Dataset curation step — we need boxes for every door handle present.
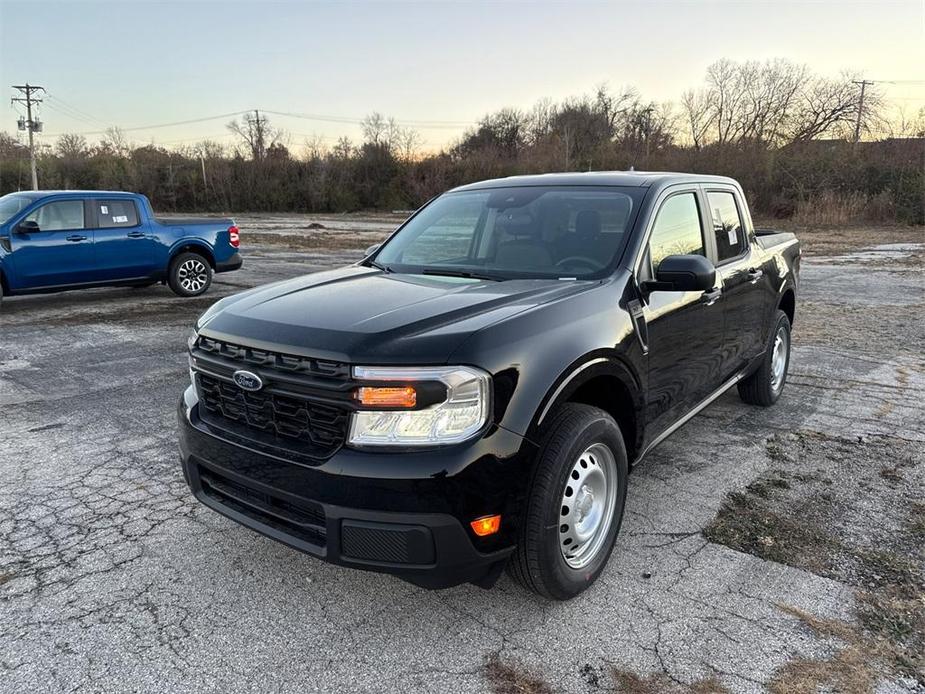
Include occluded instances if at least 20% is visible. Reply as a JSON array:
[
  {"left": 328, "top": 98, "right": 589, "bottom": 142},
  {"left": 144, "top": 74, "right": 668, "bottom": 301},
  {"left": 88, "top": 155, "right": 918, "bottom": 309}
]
[
  {"left": 127, "top": 231, "right": 146, "bottom": 238},
  {"left": 747, "top": 268, "right": 764, "bottom": 284},
  {"left": 66, "top": 234, "right": 87, "bottom": 242},
  {"left": 700, "top": 288, "right": 722, "bottom": 306}
]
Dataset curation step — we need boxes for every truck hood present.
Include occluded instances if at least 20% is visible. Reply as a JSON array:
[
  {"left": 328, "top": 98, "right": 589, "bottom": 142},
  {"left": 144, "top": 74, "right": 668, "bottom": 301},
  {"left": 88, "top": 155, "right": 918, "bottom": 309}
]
[{"left": 199, "top": 266, "right": 596, "bottom": 364}]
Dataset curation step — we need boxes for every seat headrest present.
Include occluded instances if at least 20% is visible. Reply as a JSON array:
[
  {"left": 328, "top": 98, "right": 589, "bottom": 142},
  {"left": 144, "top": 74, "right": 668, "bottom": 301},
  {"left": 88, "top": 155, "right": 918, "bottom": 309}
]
[{"left": 575, "top": 210, "right": 602, "bottom": 236}]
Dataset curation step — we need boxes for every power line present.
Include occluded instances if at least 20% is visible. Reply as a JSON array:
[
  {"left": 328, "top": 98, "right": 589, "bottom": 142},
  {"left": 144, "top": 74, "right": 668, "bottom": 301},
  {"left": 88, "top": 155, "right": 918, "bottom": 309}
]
[
  {"left": 262, "top": 109, "right": 474, "bottom": 130},
  {"left": 44, "top": 110, "right": 252, "bottom": 136},
  {"left": 11, "top": 83, "right": 45, "bottom": 190},
  {"left": 43, "top": 94, "right": 108, "bottom": 126}
]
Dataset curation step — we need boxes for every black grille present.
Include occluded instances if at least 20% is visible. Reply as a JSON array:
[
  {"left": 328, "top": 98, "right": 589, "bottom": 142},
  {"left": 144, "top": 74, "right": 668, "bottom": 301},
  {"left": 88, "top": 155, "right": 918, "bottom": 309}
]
[
  {"left": 196, "top": 336, "right": 349, "bottom": 380},
  {"left": 198, "top": 466, "right": 326, "bottom": 548},
  {"left": 197, "top": 373, "right": 349, "bottom": 457}
]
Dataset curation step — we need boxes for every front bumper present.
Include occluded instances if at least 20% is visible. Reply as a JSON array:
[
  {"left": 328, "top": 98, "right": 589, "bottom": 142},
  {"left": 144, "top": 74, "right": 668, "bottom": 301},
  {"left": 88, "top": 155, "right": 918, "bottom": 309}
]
[{"left": 177, "top": 386, "right": 534, "bottom": 588}]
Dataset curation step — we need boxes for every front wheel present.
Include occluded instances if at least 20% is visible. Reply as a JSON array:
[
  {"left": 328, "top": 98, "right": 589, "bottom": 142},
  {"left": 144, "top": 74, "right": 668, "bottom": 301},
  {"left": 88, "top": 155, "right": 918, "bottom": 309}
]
[
  {"left": 508, "top": 403, "right": 628, "bottom": 600},
  {"left": 738, "top": 309, "right": 791, "bottom": 406},
  {"left": 168, "top": 252, "right": 213, "bottom": 297}
]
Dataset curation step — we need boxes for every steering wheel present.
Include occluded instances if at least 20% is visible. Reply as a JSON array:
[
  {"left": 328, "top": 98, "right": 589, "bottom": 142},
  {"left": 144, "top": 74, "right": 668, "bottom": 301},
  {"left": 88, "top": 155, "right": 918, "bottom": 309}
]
[{"left": 556, "top": 256, "right": 600, "bottom": 273}]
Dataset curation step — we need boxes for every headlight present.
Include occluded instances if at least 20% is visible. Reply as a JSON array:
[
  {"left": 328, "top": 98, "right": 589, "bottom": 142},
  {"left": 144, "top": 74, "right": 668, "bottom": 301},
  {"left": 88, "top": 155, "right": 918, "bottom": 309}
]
[
  {"left": 187, "top": 328, "right": 199, "bottom": 388},
  {"left": 348, "top": 366, "right": 490, "bottom": 446}
]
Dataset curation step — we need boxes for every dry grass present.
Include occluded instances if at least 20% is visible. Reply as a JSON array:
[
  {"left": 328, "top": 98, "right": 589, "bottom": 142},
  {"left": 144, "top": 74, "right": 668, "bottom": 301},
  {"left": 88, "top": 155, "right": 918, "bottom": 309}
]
[
  {"left": 769, "top": 607, "right": 878, "bottom": 694},
  {"left": 484, "top": 655, "right": 555, "bottom": 694},
  {"left": 791, "top": 191, "right": 896, "bottom": 227},
  {"left": 704, "top": 433, "right": 925, "bottom": 687},
  {"left": 611, "top": 669, "right": 729, "bottom": 693},
  {"left": 251, "top": 230, "right": 390, "bottom": 252}
]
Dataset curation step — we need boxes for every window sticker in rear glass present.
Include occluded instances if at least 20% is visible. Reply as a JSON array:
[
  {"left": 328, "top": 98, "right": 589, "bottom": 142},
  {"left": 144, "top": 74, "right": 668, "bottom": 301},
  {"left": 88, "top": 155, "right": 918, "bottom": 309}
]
[
  {"left": 100, "top": 205, "right": 108, "bottom": 214},
  {"left": 113, "top": 215, "right": 128, "bottom": 224}
]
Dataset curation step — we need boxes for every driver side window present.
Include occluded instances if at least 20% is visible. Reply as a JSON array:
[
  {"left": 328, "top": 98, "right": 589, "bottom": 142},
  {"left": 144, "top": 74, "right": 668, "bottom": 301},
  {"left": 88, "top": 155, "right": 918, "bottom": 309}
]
[
  {"left": 25, "top": 200, "right": 86, "bottom": 232},
  {"left": 647, "top": 193, "right": 704, "bottom": 274}
]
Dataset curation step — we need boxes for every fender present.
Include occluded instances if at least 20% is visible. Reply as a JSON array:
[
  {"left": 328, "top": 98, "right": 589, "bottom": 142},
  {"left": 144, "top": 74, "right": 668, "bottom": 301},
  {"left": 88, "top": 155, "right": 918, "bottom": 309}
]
[
  {"left": 168, "top": 238, "right": 215, "bottom": 266},
  {"left": 527, "top": 351, "right": 645, "bottom": 458}
]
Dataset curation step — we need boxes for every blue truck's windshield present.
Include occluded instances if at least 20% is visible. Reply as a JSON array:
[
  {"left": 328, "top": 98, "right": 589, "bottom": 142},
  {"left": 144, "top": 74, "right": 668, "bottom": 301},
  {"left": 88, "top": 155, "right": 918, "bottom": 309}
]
[
  {"left": 0, "top": 194, "right": 36, "bottom": 226},
  {"left": 373, "top": 186, "right": 642, "bottom": 280}
]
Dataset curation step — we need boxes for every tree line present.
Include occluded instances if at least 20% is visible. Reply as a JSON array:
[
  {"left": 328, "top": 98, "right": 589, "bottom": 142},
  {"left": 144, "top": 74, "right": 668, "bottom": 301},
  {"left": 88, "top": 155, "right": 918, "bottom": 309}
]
[{"left": 1, "top": 58, "right": 923, "bottom": 224}]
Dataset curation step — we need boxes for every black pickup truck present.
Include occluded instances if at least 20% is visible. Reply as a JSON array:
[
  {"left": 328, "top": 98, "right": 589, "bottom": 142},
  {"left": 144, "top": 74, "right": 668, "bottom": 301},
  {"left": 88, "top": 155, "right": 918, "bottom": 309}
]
[{"left": 178, "top": 172, "right": 799, "bottom": 600}]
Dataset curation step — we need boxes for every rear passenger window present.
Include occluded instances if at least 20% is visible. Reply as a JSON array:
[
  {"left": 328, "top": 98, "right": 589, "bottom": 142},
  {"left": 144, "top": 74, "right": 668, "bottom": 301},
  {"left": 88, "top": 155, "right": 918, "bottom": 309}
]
[
  {"left": 648, "top": 193, "right": 704, "bottom": 273},
  {"left": 25, "top": 200, "right": 85, "bottom": 231},
  {"left": 708, "top": 191, "right": 746, "bottom": 262},
  {"left": 96, "top": 200, "right": 139, "bottom": 228}
]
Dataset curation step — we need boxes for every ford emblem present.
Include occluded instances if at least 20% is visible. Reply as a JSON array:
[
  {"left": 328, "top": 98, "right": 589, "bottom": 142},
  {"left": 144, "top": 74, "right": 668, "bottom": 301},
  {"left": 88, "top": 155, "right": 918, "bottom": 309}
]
[{"left": 232, "top": 370, "right": 263, "bottom": 391}]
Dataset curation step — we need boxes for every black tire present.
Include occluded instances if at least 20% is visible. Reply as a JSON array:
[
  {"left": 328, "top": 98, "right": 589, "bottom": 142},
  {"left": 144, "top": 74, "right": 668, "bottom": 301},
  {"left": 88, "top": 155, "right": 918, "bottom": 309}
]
[
  {"left": 168, "top": 252, "right": 213, "bottom": 297},
  {"left": 508, "top": 403, "right": 628, "bottom": 600},
  {"left": 738, "top": 309, "right": 791, "bottom": 406}
]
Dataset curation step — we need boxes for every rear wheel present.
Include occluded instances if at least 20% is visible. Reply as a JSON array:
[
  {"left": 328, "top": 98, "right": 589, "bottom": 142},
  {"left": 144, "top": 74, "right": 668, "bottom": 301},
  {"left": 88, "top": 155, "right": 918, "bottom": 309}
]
[
  {"left": 508, "top": 403, "right": 628, "bottom": 600},
  {"left": 738, "top": 309, "right": 791, "bottom": 406},
  {"left": 168, "top": 252, "right": 213, "bottom": 297}
]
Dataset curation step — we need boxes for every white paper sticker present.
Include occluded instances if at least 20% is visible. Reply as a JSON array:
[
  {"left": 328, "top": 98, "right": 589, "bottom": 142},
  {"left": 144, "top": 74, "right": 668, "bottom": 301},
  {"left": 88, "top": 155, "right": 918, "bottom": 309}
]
[
  {"left": 113, "top": 215, "right": 128, "bottom": 223},
  {"left": 727, "top": 228, "right": 738, "bottom": 245},
  {"left": 100, "top": 205, "right": 108, "bottom": 214}
]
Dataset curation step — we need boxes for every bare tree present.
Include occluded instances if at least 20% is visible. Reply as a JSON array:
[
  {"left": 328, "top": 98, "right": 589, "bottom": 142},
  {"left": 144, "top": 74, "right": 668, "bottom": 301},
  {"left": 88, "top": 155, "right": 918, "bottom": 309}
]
[
  {"left": 394, "top": 127, "right": 423, "bottom": 161},
  {"left": 787, "top": 73, "right": 883, "bottom": 142},
  {"left": 332, "top": 136, "right": 353, "bottom": 159},
  {"left": 55, "top": 133, "right": 88, "bottom": 158},
  {"left": 227, "top": 112, "right": 284, "bottom": 160},
  {"left": 681, "top": 89, "right": 714, "bottom": 149},
  {"left": 302, "top": 135, "right": 329, "bottom": 161},
  {"left": 99, "top": 127, "right": 131, "bottom": 156}
]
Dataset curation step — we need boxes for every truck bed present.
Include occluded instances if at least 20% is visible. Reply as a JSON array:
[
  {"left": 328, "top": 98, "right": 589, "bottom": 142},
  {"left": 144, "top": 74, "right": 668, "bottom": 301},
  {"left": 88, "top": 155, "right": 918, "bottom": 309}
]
[
  {"left": 755, "top": 228, "right": 797, "bottom": 251},
  {"left": 154, "top": 216, "right": 234, "bottom": 227}
]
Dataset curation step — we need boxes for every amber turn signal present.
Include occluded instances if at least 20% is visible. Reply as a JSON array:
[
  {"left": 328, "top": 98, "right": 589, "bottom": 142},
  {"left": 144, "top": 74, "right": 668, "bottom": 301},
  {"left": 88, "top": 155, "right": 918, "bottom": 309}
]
[
  {"left": 470, "top": 514, "right": 502, "bottom": 537},
  {"left": 356, "top": 385, "right": 417, "bottom": 408}
]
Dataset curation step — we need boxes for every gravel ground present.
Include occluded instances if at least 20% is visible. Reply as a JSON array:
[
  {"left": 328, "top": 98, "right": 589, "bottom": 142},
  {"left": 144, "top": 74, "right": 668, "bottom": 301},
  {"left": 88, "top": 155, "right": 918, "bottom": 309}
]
[{"left": 0, "top": 217, "right": 923, "bottom": 693}]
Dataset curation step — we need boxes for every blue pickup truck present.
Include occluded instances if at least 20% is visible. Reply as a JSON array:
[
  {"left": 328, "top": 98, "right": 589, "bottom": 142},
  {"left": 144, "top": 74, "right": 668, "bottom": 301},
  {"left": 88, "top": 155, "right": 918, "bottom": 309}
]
[{"left": 0, "top": 190, "right": 242, "bottom": 304}]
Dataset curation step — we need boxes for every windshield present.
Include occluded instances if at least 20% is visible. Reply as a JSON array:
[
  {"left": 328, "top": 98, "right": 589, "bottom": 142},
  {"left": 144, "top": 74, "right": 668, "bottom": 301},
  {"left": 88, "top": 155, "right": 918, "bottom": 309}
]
[
  {"left": 0, "top": 194, "right": 36, "bottom": 226},
  {"left": 373, "top": 186, "right": 641, "bottom": 280}
]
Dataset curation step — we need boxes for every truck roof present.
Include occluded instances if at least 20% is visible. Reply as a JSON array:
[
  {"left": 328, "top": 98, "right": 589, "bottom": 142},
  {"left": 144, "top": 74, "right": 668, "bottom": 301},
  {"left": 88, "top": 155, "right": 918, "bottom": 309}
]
[
  {"left": 4, "top": 190, "right": 141, "bottom": 199},
  {"left": 450, "top": 171, "right": 740, "bottom": 192}
]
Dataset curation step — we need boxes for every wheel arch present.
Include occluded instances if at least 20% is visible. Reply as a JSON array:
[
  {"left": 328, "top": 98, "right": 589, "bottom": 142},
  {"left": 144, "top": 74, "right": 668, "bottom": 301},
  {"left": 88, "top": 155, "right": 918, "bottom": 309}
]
[
  {"left": 529, "top": 354, "right": 644, "bottom": 464},
  {"left": 169, "top": 241, "right": 215, "bottom": 269},
  {"left": 778, "top": 286, "right": 795, "bottom": 326}
]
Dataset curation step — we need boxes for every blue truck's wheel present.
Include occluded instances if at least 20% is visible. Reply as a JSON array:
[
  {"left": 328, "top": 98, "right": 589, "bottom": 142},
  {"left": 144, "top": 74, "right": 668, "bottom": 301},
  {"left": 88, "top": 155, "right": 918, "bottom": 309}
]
[
  {"left": 508, "top": 403, "right": 628, "bottom": 600},
  {"left": 168, "top": 252, "right": 213, "bottom": 297}
]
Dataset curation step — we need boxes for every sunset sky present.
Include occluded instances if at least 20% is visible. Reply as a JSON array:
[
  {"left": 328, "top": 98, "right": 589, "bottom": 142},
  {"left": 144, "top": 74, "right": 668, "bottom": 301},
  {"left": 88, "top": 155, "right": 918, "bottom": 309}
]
[{"left": 1, "top": 0, "right": 923, "bottom": 152}]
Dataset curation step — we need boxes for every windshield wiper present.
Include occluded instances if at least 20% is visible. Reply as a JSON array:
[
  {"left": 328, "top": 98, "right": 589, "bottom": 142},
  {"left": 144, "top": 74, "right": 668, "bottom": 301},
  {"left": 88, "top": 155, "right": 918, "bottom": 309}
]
[
  {"left": 365, "top": 259, "right": 392, "bottom": 273},
  {"left": 420, "top": 268, "right": 504, "bottom": 282}
]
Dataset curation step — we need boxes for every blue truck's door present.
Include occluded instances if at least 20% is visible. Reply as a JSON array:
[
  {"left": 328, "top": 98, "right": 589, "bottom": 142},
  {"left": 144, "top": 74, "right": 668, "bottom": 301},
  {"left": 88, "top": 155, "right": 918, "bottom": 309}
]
[
  {"left": 89, "top": 198, "right": 160, "bottom": 280},
  {"left": 11, "top": 199, "right": 96, "bottom": 289}
]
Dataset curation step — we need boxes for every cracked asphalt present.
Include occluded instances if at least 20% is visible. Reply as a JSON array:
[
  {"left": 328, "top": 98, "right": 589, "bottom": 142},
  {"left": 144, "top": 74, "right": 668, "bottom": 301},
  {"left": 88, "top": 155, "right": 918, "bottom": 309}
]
[{"left": 1, "top": 219, "right": 923, "bottom": 693}]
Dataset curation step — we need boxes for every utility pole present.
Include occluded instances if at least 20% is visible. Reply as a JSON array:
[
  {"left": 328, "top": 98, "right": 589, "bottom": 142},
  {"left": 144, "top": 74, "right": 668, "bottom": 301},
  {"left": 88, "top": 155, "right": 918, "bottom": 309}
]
[
  {"left": 11, "top": 83, "right": 45, "bottom": 190},
  {"left": 852, "top": 80, "right": 873, "bottom": 144},
  {"left": 249, "top": 109, "right": 266, "bottom": 159}
]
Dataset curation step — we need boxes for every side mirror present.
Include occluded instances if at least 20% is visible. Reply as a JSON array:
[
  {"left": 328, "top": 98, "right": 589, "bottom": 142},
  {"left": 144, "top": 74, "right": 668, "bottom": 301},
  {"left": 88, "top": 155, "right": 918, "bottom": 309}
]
[
  {"left": 17, "top": 220, "right": 39, "bottom": 234},
  {"left": 364, "top": 243, "right": 380, "bottom": 257},
  {"left": 646, "top": 254, "right": 716, "bottom": 293}
]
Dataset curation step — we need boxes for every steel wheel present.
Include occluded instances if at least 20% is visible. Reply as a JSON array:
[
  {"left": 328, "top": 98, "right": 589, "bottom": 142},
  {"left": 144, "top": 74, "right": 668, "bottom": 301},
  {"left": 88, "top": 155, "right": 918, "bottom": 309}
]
[
  {"left": 178, "top": 259, "right": 208, "bottom": 293},
  {"left": 770, "top": 324, "right": 789, "bottom": 393},
  {"left": 558, "top": 442, "right": 619, "bottom": 569}
]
